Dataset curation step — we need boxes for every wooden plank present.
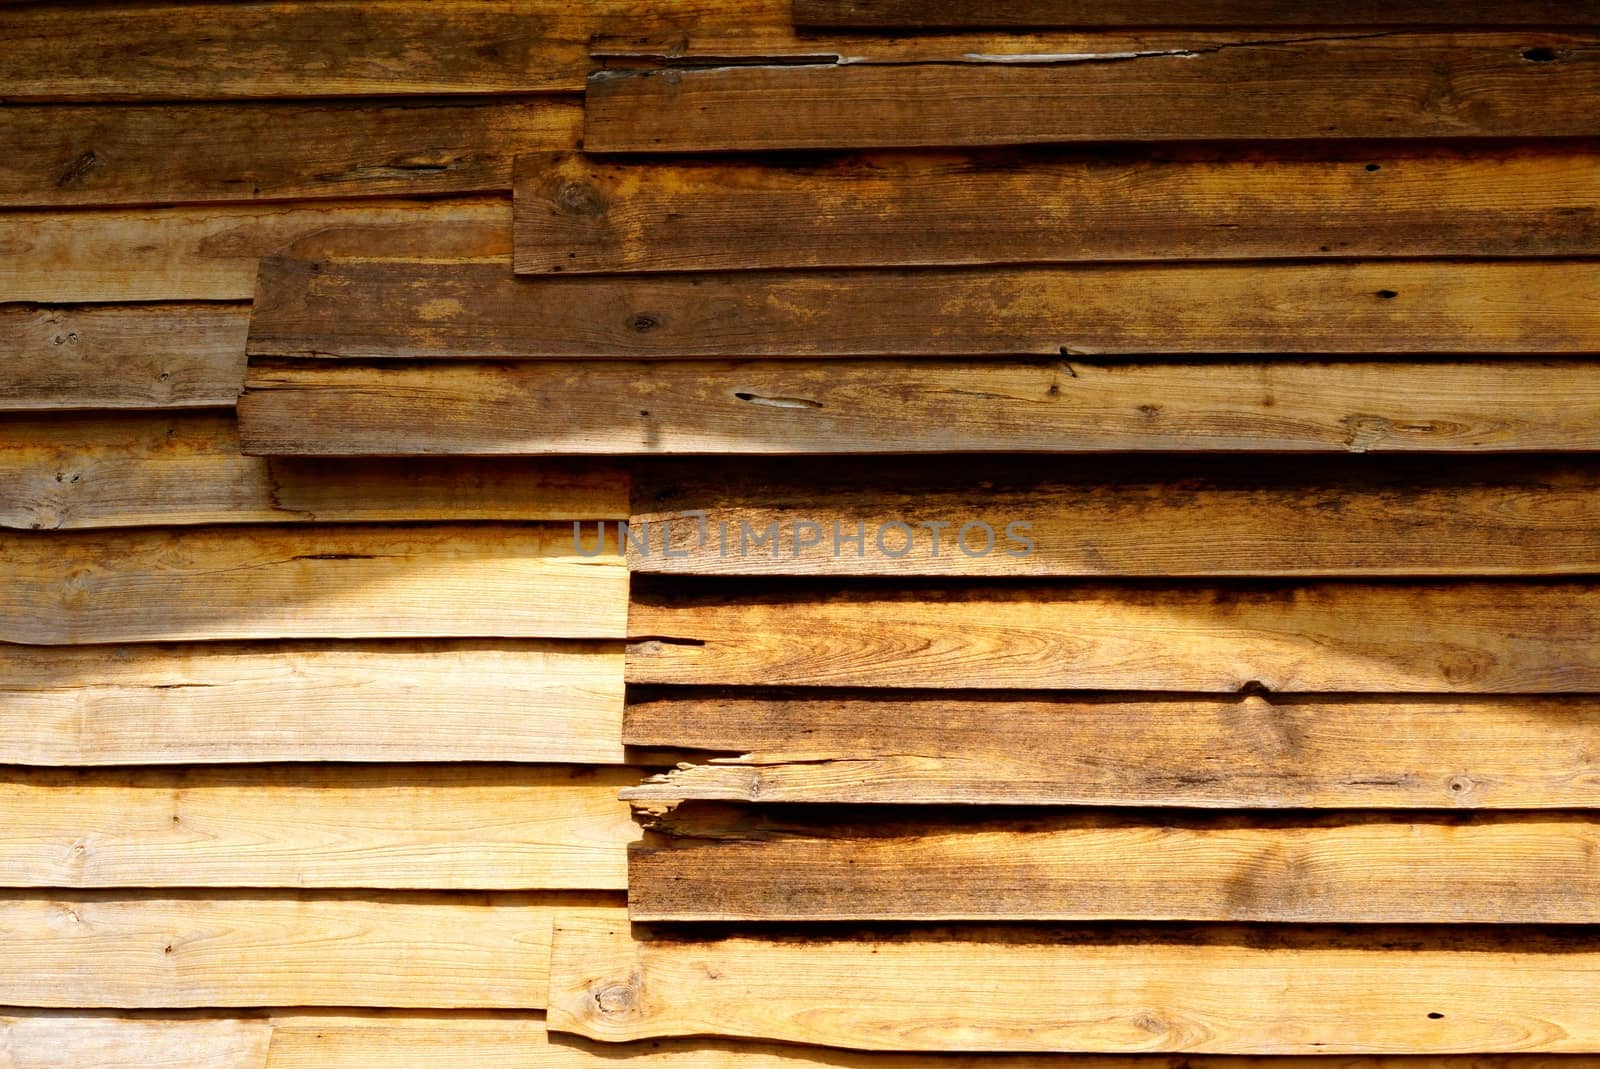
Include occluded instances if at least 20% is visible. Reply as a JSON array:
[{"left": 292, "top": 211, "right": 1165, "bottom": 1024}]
[
  {"left": 0, "top": 524, "right": 626, "bottom": 644},
  {"left": 0, "top": 892, "right": 621, "bottom": 1008},
  {"left": 584, "top": 34, "right": 1600, "bottom": 151},
  {"left": 0, "top": 303, "right": 247, "bottom": 412},
  {"left": 628, "top": 457, "right": 1600, "bottom": 577},
  {"left": 0, "top": 1012, "right": 272, "bottom": 1069},
  {"left": 0, "top": 101, "right": 580, "bottom": 208},
  {"left": 631, "top": 806, "right": 1600, "bottom": 923},
  {"left": 0, "top": 766, "right": 634, "bottom": 890},
  {"left": 0, "top": 640, "right": 625, "bottom": 766},
  {"left": 240, "top": 358, "right": 1600, "bottom": 456},
  {"left": 0, "top": 1, "right": 786, "bottom": 100},
  {"left": 549, "top": 916, "right": 1600, "bottom": 1052},
  {"left": 794, "top": 0, "right": 1600, "bottom": 28},
  {"left": 0, "top": 411, "right": 626, "bottom": 529},
  {"left": 623, "top": 691, "right": 1600, "bottom": 808},
  {"left": 245, "top": 258, "right": 1600, "bottom": 359},
  {"left": 626, "top": 581, "right": 1600, "bottom": 691},
  {"left": 10, "top": 1013, "right": 1544, "bottom": 1069},
  {"left": 0, "top": 199, "right": 508, "bottom": 303},
  {"left": 514, "top": 145, "right": 1600, "bottom": 273}
]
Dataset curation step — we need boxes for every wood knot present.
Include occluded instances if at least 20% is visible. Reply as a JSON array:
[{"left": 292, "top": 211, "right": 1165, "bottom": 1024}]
[
  {"left": 593, "top": 981, "right": 638, "bottom": 1017},
  {"left": 630, "top": 312, "right": 663, "bottom": 333},
  {"left": 556, "top": 180, "right": 605, "bottom": 217}
]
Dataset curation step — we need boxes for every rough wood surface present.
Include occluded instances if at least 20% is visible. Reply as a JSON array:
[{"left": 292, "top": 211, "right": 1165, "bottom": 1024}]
[
  {"left": 0, "top": 892, "right": 622, "bottom": 1008},
  {"left": 0, "top": 0, "right": 786, "bottom": 100},
  {"left": 631, "top": 806, "right": 1600, "bottom": 923},
  {"left": 793, "top": 0, "right": 1600, "bottom": 27},
  {"left": 585, "top": 34, "right": 1600, "bottom": 151},
  {"left": 626, "top": 581, "right": 1600, "bottom": 691},
  {"left": 0, "top": 304, "right": 248, "bottom": 412},
  {"left": 0, "top": 101, "right": 580, "bottom": 207},
  {"left": 0, "top": 766, "right": 634, "bottom": 890},
  {"left": 2, "top": 199, "right": 509, "bottom": 303},
  {"left": 548, "top": 916, "right": 1600, "bottom": 1052},
  {"left": 0, "top": 640, "right": 624, "bottom": 766},
  {"left": 11, "top": 1013, "right": 1557, "bottom": 1069},
  {"left": 627, "top": 457, "right": 1600, "bottom": 576},
  {"left": 1, "top": 524, "right": 625, "bottom": 644},
  {"left": 623, "top": 691, "right": 1600, "bottom": 808},
  {"left": 240, "top": 359, "right": 1600, "bottom": 455},
  {"left": 0, "top": 412, "right": 626, "bottom": 529},
  {"left": 246, "top": 258, "right": 1600, "bottom": 359},
  {"left": 514, "top": 146, "right": 1600, "bottom": 273}
]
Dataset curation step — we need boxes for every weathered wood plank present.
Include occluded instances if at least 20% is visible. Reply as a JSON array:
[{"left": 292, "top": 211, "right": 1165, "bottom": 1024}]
[
  {"left": 0, "top": 524, "right": 625, "bottom": 644},
  {"left": 628, "top": 457, "right": 1600, "bottom": 576},
  {"left": 623, "top": 691, "right": 1600, "bottom": 808},
  {"left": 0, "top": 199, "right": 508, "bottom": 303},
  {"left": 0, "top": 1, "right": 786, "bottom": 100},
  {"left": 631, "top": 806, "right": 1600, "bottom": 923},
  {"left": 0, "top": 766, "right": 633, "bottom": 890},
  {"left": 0, "top": 892, "right": 621, "bottom": 1008},
  {"left": 550, "top": 916, "right": 1600, "bottom": 1051},
  {"left": 0, "top": 640, "right": 625, "bottom": 766},
  {"left": 626, "top": 581, "right": 1600, "bottom": 691},
  {"left": 585, "top": 34, "right": 1600, "bottom": 151},
  {"left": 514, "top": 146, "right": 1600, "bottom": 273},
  {"left": 0, "top": 303, "right": 247, "bottom": 412},
  {"left": 240, "top": 359, "right": 1600, "bottom": 456},
  {"left": 794, "top": 0, "right": 1600, "bottom": 28},
  {"left": 246, "top": 258, "right": 1600, "bottom": 359},
  {"left": 0, "top": 411, "right": 626, "bottom": 529},
  {"left": 0, "top": 101, "right": 580, "bottom": 208},
  {"left": 11, "top": 1013, "right": 1553, "bottom": 1069}
]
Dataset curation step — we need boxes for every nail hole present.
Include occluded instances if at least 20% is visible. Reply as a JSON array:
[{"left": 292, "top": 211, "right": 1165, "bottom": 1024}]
[
  {"left": 1523, "top": 47, "right": 1557, "bottom": 61},
  {"left": 1365, "top": 163, "right": 1381, "bottom": 172},
  {"left": 1377, "top": 289, "right": 1399, "bottom": 299},
  {"left": 1428, "top": 1012, "right": 1444, "bottom": 1019}
]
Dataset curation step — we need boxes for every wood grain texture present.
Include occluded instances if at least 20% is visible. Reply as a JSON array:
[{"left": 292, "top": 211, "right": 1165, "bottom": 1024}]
[
  {"left": 0, "top": 892, "right": 622, "bottom": 1008},
  {"left": 246, "top": 258, "right": 1600, "bottom": 359},
  {"left": 584, "top": 34, "right": 1600, "bottom": 151},
  {"left": 0, "top": 640, "right": 625, "bottom": 766},
  {"left": 0, "top": 766, "right": 634, "bottom": 890},
  {"left": 0, "top": 100, "right": 580, "bottom": 208},
  {"left": 550, "top": 917, "right": 1600, "bottom": 1051},
  {"left": 626, "top": 581, "right": 1600, "bottom": 691},
  {"left": 631, "top": 807, "right": 1600, "bottom": 922},
  {"left": 0, "top": 412, "right": 626, "bottom": 529},
  {"left": 0, "top": 304, "right": 248, "bottom": 412},
  {"left": 628, "top": 457, "right": 1600, "bottom": 577},
  {"left": 240, "top": 359, "right": 1600, "bottom": 456},
  {"left": 0, "top": 524, "right": 625, "bottom": 644},
  {"left": 794, "top": 0, "right": 1600, "bottom": 27},
  {"left": 623, "top": 691, "right": 1600, "bottom": 808},
  {"left": 1, "top": 199, "right": 509, "bottom": 303},
  {"left": 514, "top": 146, "right": 1600, "bottom": 273},
  {"left": 0, "top": 0, "right": 786, "bottom": 100},
  {"left": 13, "top": 1013, "right": 1563, "bottom": 1069}
]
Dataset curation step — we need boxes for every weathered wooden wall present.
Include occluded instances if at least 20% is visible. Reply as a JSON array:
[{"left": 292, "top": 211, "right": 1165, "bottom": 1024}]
[{"left": 7, "top": 0, "right": 1600, "bottom": 1064}]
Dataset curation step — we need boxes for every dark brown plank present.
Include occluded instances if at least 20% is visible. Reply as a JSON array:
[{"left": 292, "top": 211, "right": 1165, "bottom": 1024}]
[
  {"left": 627, "top": 457, "right": 1600, "bottom": 576},
  {"left": 584, "top": 34, "right": 1600, "bottom": 151},
  {"left": 0, "top": 304, "right": 247, "bottom": 412},
  {"left": 246, "top": 258, "right": 1600, "bottom": 359},
  {"left": 624, "top": 690, "right": 1600, "bottom": 808},
  {"left": 631, "top": 806, "right": 1600, "bottom": 922},
  {"left": 0, "top": 1, "right": 785, "bottom": 101},
  {"left": 0, "top": 100, "right": 580, "bottom": 207},
  {"left": 794, "top": 0, "right": 1600, "bottom": 28},
  {"left": 240, "top": 359, "right": 1600, "bottom": 456},
  {"left": 515, "top": 145, "right": 1600, "bottom": 273},
  {"left": 626, "top": 580, "right": 1600, "bottom": 691}
]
